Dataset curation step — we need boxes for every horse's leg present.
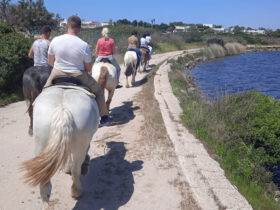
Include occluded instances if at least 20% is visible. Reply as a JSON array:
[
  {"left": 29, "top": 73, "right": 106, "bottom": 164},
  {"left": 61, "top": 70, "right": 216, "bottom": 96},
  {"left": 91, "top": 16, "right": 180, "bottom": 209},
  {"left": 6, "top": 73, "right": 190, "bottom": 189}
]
[
  {"left": 28, "top": 102, "right": 33, "bottom": 136},
  {"left": 71, "top": 142, "right": 88, "bottom": 198},
  {"left": 65, "top": 156, "right": 72, "bottom": 174},
  {"left": 106, "top": 89, "right": 115, "bottom": 110},
  {"left": 126, "top": 76, "right": 129, "bottom": 88},
  {"left": 131, "top": 71, "right": 136, "bottom": 87},
  {"left": 40, "top": 181, "right": 52, "bottom": 209},
  {"left": 34, "top": 135, "right": 52, "bottom": 209}
]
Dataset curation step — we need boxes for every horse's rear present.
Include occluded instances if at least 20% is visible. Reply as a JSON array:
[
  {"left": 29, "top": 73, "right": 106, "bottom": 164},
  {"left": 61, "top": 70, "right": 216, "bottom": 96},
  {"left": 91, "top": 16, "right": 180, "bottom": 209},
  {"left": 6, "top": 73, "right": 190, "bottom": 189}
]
[
  {"left": 21, "top": 86, "right": 99, "bottom": 209},
  {"left": 22, "top": 66, "right": 51, "bottom": 135},
  {"left": 124, "top": 51, "right": 137, "bottom": 88},
  {"left": 92, "top": 62, "right": 117, "bottom": 110},
  {"left": 139, "top": 48, "right": 150, "bottom": 73}
]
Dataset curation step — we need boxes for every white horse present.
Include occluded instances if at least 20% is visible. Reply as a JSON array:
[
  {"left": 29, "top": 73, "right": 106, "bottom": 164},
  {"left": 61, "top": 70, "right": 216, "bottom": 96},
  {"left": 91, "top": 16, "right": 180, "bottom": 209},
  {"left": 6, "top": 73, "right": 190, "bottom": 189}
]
[
  {"left": 21, "top": 86, "right": 99, "bottom": 209},
  {"left": 92, "top": 61, "right": 117, "bottom": 110},
  {"left": 124, "top": 51, "right": 137, "bottom": 88}
]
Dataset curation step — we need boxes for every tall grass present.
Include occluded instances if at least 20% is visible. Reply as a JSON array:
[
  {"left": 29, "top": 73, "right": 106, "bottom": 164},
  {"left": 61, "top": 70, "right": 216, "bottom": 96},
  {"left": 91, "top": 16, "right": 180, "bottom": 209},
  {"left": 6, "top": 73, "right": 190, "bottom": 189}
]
[
  {"left": 168, "top": 54, "right": 280, "bottom": 210},
  {"left": 201, "top": 42, "right": 246, "bottom": 59}
]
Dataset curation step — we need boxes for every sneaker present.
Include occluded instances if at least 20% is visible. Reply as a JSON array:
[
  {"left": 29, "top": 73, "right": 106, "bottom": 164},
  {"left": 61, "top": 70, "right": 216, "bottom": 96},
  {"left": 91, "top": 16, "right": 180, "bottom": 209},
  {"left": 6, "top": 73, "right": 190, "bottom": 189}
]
[
  {"left": 99, "top": 115, "right": 110, "bottom": 127},
  {"left": 116, "top": 84, "right": 123, "bottom": 89}
]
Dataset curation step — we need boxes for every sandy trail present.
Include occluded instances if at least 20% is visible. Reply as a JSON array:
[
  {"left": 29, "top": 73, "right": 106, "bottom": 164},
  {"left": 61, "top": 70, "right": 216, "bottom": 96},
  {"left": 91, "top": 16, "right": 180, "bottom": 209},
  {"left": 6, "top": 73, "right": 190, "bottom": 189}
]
[{"left": 0, "top": 50, "right": 199, "bottom": 210}]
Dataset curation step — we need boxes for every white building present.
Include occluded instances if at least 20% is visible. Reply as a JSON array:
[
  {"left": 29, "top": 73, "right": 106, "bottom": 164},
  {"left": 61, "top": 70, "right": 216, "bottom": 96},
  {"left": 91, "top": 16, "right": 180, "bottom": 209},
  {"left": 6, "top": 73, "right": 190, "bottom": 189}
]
[
  {"left": 212, "top": 27, "right": 225, "bottom": 33},
  {"left": 203, "top": 24, "right": 214, "bottom": 28},
  {"left": 243, "top": 29, "right": 265, "bottom": 35},
  {"left": 101, "top": 22, "right": 110, "bottom": 26},
  {"left": 59, "top": 19, "right": 102, "bottom": 28},
  {"left": 82, "top": 21, "right": 101, "bottom": 29},
  {"left": 59, "top": 19, "right": 67, "bottom": 27},
  {"left": 174, "top": 25, "right": 190, "bottom": 32}
]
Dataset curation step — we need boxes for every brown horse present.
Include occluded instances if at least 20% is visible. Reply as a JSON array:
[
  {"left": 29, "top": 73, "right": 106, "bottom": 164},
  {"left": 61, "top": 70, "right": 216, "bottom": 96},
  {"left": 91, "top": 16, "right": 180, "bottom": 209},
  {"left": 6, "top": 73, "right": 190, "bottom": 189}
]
[{"left": 139, "top": 47, "right": 150, "bottom": 73}]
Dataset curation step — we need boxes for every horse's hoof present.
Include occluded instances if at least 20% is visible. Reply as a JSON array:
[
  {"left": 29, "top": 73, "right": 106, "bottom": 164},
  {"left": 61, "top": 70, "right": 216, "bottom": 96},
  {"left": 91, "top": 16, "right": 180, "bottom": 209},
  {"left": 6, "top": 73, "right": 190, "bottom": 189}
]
[
  {"left": 41, "top": 202, "right": 49, "bottom": 210},
  {"left": 28, "top": 128, "right": 33, "bottom": 136},
  {"left": 71, "top": 186, "right": 83, "bottom": 199},
  {"left": 126, "top": 84, "right": 129, "bottom": 88}
]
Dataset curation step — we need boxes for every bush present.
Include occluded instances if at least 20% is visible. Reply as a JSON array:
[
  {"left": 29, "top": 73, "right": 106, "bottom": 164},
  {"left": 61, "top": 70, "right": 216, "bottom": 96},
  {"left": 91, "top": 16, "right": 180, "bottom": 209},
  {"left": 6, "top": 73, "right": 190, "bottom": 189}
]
[
  {"left": 0, "top": 24, "right": 14, "bottom": 34},
  {"left": 0, "top": 24, "right": 32, "bottom": 96},
  {"left": 224, "top": 92, "right": 280, "bottom": 167},
  {"left": 206, "top": 37, "right": 225, "bottom": 46}
]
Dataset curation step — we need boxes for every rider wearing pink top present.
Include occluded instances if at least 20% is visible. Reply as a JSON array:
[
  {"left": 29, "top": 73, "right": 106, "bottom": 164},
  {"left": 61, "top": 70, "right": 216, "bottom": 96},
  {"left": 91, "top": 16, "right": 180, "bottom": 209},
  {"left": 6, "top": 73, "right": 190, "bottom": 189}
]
[
  {"left": 95, "top": 28, "right": 121, "bottom": 84},
  {"left": 96, "top": 37, "right": 114, "bottom": 56}
]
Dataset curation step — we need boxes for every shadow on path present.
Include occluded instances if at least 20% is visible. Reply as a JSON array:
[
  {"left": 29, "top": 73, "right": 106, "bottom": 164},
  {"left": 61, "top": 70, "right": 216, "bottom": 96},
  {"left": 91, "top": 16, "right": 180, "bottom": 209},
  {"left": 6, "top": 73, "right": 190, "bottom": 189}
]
[
  {"left": 108, "top": 101, "right": 140, "bottom": 126},
  {"left": 73, "top": 142, "right": 143, "bottom": 210}
]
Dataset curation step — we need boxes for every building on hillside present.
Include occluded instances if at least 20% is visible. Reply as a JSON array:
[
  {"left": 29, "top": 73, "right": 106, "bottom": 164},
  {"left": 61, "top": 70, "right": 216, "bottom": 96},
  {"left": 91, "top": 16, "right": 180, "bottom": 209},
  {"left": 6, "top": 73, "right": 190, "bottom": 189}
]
[
  {"left": 212, "top": 27, "right": 225, "bottom": 33},
  {"left": 59, "top": 19, "right": 67, "bottom": 27},
  {"left": 243, "top": 29, "right": 265, "bottom": 35},
  {"left": 59, "top": 19, "right": 102, "bottom": 28},
  {"left": 82, "top": 21, "right": 101, "bottom": 29},
  {"left": 101, "top": 22, "right": 110, "bottom": 26},
  {"left": 173, "top": 25, "right": 190, "bottom": 32},
  {"left": 203, "top": 24, "right": 214, "bottom": 28}
]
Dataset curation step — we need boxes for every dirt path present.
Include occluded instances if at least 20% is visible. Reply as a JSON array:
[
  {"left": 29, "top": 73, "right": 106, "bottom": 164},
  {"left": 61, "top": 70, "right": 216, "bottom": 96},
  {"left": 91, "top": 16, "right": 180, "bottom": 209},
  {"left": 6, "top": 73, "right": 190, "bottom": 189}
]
[{"left": 0, "top": 50, "right": 201, "bottom": 210}]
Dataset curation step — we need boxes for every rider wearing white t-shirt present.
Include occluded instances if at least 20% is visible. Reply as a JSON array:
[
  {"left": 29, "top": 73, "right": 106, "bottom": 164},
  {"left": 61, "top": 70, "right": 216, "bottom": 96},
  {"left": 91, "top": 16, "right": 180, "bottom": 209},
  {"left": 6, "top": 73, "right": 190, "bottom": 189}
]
[
  {"left": 145, "top": 33, "right": 153, "bottom": 55},
  {"left": 44, "top": 15, "right": 109, "bottom": 125},
  {"left": 48, "top": 34, "right": 92, "bottom": 72},
  {"left": 28, "top": 25, "right": 51, "bottom": 67}
]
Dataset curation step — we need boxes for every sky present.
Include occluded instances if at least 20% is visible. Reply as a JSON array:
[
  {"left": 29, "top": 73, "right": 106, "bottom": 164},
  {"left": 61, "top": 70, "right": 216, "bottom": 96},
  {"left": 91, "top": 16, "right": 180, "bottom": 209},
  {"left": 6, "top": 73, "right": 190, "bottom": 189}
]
[{"left": 12, "top": 0, "right": 280, "bottom": 29}]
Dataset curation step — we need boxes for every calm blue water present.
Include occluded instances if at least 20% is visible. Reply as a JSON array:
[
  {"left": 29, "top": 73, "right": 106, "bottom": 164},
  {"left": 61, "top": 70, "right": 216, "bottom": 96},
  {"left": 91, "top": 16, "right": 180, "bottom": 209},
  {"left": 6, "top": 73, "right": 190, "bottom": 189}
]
[{"left": 191, "top": 51, "right": 280, "bottom": 99}]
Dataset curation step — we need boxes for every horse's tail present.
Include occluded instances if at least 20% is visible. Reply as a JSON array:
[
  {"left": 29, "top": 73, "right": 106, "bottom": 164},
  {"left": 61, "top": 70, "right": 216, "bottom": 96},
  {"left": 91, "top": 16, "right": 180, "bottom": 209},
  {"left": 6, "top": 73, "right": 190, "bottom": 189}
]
[
  {"left": 21, "top": 106, "right": 73, "bottom": 187},
  {"left": 125, "top": 62, "right": 134, "bottom": 76},
  {"left": 98, "top": 66, "right": 108, "bottom": 89}
]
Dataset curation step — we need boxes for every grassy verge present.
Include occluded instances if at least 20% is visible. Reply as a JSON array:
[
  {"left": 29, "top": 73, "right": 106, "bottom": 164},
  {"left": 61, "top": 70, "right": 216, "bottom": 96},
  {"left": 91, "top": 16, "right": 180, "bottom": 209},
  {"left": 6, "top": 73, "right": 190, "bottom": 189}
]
[
  {"left": 155, "top": 42, "right": 205, "bottom": 54},
  {"left": 168, "top": 54, "right": 280, "bottom": 210},
  {"left": 0, "top": 90, "right": 24, "bottom": 107}
]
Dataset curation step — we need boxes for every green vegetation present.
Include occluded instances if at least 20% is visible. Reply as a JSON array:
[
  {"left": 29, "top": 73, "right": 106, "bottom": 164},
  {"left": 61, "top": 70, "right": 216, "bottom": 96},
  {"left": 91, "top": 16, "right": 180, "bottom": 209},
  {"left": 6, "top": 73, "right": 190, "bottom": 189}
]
[
  {"left": 168, "top": 53, "right": 280, "bottom": 209},
  {"left": 0, "top": 0, "right": 60, "bottom": 35},
  {"left": 0, "top": 24, "right": 32, "bottom": 106}
]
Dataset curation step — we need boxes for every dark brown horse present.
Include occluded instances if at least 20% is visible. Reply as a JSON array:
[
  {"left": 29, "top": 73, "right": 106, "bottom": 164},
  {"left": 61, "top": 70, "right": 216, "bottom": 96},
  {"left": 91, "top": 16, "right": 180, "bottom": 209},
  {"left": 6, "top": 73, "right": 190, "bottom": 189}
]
[
  {"left": 22, "top": 66, "right": 51, "bottom": 135},
  {"left": 139, "top": 47, "right": 150, "bottom": 73}
]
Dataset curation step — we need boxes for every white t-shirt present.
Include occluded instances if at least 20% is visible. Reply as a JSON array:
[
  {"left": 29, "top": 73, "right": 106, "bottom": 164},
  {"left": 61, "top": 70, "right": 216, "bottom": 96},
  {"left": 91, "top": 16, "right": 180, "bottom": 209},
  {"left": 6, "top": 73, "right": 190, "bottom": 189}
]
[
  {"left": 146, "top": 36, "right": 151, "bottom": 44},
  {"left": 33, "top": 39, "right": 49, "bottom": 67},
  {"left": 48, "top": 34, "right": 92, "bottom": 71},
  {"left": 140, "top": 37, "right": 147, "bottom": 47}
]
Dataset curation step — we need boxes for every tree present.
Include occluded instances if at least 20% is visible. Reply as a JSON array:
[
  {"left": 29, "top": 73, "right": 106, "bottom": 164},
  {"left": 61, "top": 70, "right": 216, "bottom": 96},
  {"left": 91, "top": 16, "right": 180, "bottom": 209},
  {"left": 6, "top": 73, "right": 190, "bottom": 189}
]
[
  {"left": 0, "top": 0, "right": 60, "bottom": 35},
  {"left": 0, "top": 0, "right": 11, "bottom": 23},
  {"left": 116, "top": 19, "right": 131, "bottom": 25},
  {"left": 151, "top": 18, "right": 155, "bottom": 27},
  {"left": 138, "top": 20, "right": 143, "bottom": 27},
  {"left": 132, "top": 20, "right": 137, "bottom": 27}
]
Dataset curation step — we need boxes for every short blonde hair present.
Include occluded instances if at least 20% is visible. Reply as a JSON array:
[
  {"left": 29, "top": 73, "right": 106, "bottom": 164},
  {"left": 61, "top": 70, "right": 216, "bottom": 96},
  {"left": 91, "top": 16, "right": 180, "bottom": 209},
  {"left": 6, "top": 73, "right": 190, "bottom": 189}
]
[{"left": 102, "top": 27, "right": 109, "bottom": 38}]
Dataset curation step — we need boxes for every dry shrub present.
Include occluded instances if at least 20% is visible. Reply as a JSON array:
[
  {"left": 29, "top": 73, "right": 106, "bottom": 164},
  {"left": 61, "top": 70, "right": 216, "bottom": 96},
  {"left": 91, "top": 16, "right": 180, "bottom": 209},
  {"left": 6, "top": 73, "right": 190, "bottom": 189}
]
[{"left": 224, "top": 42, "right": 246, "bottom": 55}]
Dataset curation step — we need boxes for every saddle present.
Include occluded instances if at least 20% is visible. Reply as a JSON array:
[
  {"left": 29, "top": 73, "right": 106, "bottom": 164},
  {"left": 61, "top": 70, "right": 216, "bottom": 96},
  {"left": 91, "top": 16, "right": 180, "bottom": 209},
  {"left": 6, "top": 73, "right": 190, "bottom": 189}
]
[
  {"left": 99, "top": 58, "right": 112, "bottom": 64},
  {"left": 52, "top": 75, "right": 91, "bottom": 92}
]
